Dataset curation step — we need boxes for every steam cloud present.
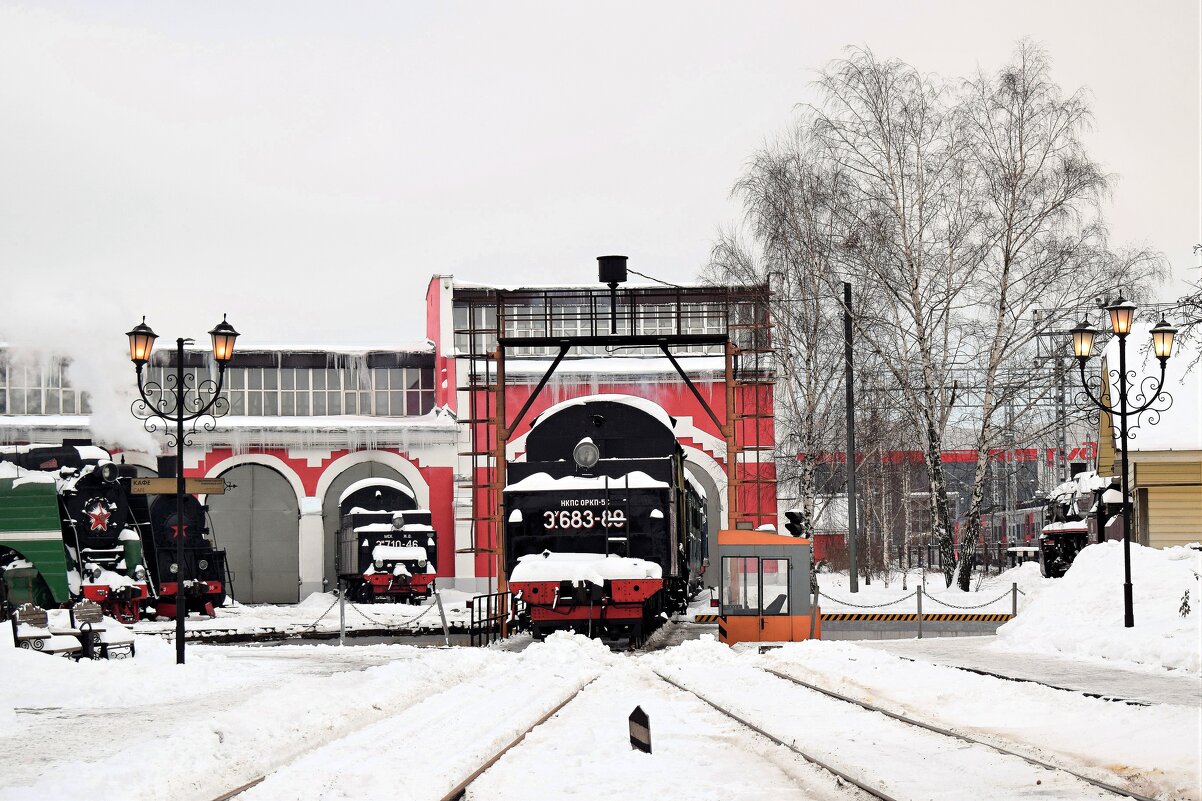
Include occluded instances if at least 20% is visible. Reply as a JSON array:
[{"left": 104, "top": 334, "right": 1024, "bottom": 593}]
[{"left": 2, "top": 288, "right": 158, "bottom": 454}]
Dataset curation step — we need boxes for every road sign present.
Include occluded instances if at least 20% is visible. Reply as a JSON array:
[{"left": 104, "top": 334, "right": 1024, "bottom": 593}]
[
  {"left": 629, "top": 706, "right": 651, "bottom": 754},
  {"left": 128, "top": 477, "right": 227, "bottom": 495}
]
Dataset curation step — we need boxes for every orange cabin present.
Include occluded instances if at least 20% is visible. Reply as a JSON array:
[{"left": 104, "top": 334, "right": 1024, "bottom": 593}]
[{"left": 716, "top": 529, "right": 821, "bottom": 645}]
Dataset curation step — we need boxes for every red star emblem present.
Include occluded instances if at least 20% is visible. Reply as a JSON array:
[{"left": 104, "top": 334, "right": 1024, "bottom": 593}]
[
  {"left": 87, "top": 503, "right": 111, "bottom": 531},
  {"left": 170, "top": 524, "right": 188, "bottom": 539}
]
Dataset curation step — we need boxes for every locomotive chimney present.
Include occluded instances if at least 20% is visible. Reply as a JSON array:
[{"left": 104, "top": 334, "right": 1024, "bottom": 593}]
[{"left": 157, "top": 455, "right": 178, "bottom": 479}]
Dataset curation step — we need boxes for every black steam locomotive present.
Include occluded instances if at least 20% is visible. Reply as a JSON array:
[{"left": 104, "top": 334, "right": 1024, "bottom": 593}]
[
  {"left": 139, "top": 482, "right": 229, "bottom": 618},
  {"left": 503, "top": 396, "right": 707, "bottom": 645},
  {"left": 336, "top": 478, "right": 438, "bottom": 603}
]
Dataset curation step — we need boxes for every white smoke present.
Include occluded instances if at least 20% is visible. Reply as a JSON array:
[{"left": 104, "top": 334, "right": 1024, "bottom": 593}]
[{"left": 2, "top": 287, "right": 159, "bottom": 453}]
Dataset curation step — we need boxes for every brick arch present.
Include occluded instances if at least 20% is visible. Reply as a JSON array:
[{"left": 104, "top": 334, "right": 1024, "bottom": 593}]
[
  {"left": 314, "top": 450, "right": 430, "bottom": 510},
  {"left": 201, "top": 453, "right": 306, "bottom": 504}
]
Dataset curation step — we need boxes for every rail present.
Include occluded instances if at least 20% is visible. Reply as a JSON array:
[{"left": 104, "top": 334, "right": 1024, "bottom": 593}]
[
  {"left": 655, "top": 665, "right": 1155, "bottom": 801},
  {"left": 759, "top": 666, "right": 1156, "bottom": 801}
]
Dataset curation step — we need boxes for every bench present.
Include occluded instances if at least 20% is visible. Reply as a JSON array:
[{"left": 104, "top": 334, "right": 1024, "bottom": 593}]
[
  {"left": 10, "top": 603, "right": 81, "bottom": 656},
  {"left": 68, "top": 600, "right": 134, "bottom": 659}
]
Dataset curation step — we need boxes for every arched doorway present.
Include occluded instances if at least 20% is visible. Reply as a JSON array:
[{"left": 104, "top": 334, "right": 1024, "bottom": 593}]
[
  {"left": 207, "top": 463, "right": 300, "bottom": 604},
  {"left": 320, "top": 462, "right": 410, "bottom": 590},
  {"left": 684, "top": 459, "right": 724, "bottom": 589}
]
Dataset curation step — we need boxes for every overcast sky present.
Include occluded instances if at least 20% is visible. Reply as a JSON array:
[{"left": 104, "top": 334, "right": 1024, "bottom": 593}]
[{"left": 1, "top": 1, "right": 1198, "bottom": 348}]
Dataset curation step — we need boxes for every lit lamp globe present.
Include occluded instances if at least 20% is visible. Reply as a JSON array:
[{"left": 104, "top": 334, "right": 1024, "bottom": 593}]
[
  {"left": 1107, "top": 297, "right": 1137, "bottom": 336},
  {"left": 1150, "top": 318, "right": 1178, "bottom": 362},
  {"left": 1070, "top": 318, "right": 1098, "bottom": 361},
  {"left": 126, "top": 318, "right": 158, "bottom": 367},
  {"left": 208, "top": 316, "right": 240, "bottom": 364}
]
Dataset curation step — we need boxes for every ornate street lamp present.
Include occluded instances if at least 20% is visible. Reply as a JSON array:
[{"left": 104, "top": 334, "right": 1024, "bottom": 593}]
[
  {"left": 128, "top": 316, "right": 239, "bottom": 664},
  {"left": 1072, "top": 299, "right": 1175, "bottom": 628}
]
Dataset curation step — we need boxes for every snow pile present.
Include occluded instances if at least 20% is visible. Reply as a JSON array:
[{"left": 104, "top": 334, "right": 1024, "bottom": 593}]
[
  {"left": 996, "top": 541, "right": 1202, "bottom": 672},
  {"left": 510, "top": 551, "right": 663, "bottom": 586}
]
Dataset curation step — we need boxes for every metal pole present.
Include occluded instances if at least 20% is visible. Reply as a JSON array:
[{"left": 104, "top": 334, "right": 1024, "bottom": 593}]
[
  {"left": 844, "top": 282, "right": 859, "bottom": 593},
  {"left": 174, "top": 338, "right": 186, "bottom": 665},
  {"left": 338, "top": 580, "right": 346, "bottom": 646},
  {"left": 916, "top": 586, "right": 923, "bottom": 638},
  {"left": 1117, "top": 334, "right": 1134, "bottom": 628},
  {"left": 1011, "top": 582, "right": 1018, "bottom": 617},
  {"left": 435, "top": 590, "right": 450, "bottom": 646}
]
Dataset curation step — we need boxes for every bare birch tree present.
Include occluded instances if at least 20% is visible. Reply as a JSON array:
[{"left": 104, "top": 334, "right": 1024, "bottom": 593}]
[
  {"left": 953, "top": 41, "right": 1165, "bottom": 587},
  {"left": 803, "top": 47, "right": 984, "bottom": 586},
  {"left": 707, "top": 132, "right": 847, "bottom": 535}
]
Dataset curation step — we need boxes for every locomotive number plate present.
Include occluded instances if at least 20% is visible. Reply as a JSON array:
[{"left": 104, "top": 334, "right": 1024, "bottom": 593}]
[{"left": 542, "top": 509, "right": 627, "bottom": 530}]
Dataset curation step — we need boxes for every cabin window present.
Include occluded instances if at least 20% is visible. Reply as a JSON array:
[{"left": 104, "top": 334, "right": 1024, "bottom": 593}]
[{"left": 720, "top": 556, "right": 759, "bottom": 616}]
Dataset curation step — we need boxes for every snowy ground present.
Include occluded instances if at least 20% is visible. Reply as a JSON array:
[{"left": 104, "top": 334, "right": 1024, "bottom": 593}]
[
  {"left": 3, "top": 542, "right": 1197, "bottom": 800},
  {"left": 2, "top": 628, "right": 1197, "bottom": 801}
]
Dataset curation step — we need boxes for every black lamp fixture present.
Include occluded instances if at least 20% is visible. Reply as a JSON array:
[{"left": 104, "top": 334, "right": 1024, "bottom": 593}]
[
  {"left": 1071, "top": 298, "right": 1175, "bottom": 628},
  {"left": 127, "top": 315, "right": 239, "bottom": 664}
]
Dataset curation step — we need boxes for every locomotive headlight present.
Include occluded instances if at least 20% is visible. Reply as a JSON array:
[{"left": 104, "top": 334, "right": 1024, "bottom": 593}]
[
  {"left": 374, "top": 559, "right": 384, "bottom": 569},
  {"left": 98, "top": 462, "right": 120, "bottom": 483},
  {"left": 417, "top": 559, "right": 427, "bottom": 568},
  {"left": 198, "top": 559, "right": 209, "bottom": 571},
  {"left": 572, "top": 437, "right": 600, "bottom": 470},
  {"left": 169, "top": 563, "right": 179, "bottom": 574}
]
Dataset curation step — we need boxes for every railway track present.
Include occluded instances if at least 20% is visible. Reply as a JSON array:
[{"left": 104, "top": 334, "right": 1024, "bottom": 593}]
[
  {"left": 651, "top": 663, "right": 1157, "bottom": 801},
  {"left": 208, "top": 672, "right": 598, "bottom": 801},
  {"left": 436, "top": 676, "right": 598, "bottom": 801}
]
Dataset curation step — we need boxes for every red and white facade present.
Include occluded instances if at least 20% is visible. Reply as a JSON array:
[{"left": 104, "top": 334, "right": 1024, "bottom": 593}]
[{"left": 0, "top": 274, "right": 777, "bottom": 599}]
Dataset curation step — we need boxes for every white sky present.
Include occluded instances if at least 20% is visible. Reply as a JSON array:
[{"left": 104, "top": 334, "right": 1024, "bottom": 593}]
[{"left": 1, "top": 1, "right": 1198, "bottom": 347}]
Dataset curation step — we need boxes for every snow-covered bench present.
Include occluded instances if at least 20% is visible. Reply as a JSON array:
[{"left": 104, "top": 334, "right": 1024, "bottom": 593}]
[
  {"left": 9, "top": 603, "right": 81, "bottom": 657},
  {"left": 64, "top": 600, "right": 135, "bottom": 660}
]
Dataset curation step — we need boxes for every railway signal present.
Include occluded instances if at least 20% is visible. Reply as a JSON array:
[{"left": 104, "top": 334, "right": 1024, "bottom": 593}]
[{"left": 784, "top": 509, "right": 805, "bottom": 538}]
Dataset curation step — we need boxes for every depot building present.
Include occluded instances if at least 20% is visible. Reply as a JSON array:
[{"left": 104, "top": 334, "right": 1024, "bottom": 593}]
[{"left": 0, "top": 274, "right": 776, "bottom": 600}]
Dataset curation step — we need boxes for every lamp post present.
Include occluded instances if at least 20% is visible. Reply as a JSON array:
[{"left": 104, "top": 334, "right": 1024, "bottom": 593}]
[
  {"left": 1069, "top": 298, "right": 1175, "bottom": 628},
  {"left": 127, "top": 316, "right": 239, "bottom": 664}
]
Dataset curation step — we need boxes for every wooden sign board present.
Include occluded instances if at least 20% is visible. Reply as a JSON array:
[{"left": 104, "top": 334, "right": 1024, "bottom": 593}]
[{"left": 129, "top": 477, "right": 226, "bottom": 495}]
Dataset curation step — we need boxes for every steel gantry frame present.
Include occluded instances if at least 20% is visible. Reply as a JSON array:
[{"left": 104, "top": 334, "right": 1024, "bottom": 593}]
[{"left": 451, "top": 283, "right": 775, "bottom": 591}]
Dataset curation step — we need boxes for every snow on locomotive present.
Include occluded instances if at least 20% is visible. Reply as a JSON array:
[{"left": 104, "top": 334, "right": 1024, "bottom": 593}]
[
  {"left": 0, "top": 443, "right": 151, "bottom": 622},
  {"left": 336, "top": 478, "right": 438, "bottom": 603},
  {"left": 503, "top": 395, "right": 707, "bottom": 645}
]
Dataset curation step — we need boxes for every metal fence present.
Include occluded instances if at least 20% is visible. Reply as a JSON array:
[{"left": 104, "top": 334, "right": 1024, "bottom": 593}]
[{"left": 469, "top": 591, "right": 515, "bottom": 647}]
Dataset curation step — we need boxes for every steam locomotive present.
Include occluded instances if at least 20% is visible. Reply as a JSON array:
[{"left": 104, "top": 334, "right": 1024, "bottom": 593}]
[
  {"left": 336, "top": 478, "right": 438, "bottom": 603},
  {"left": 0, "top": 442, "right": 228, "bottom": 622},
  {"left": 503, "top": 395, "right": 707, "bottom": 645}
]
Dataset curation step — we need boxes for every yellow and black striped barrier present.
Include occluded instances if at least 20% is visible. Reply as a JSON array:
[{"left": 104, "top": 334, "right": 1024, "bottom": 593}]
[
  {"left": 693, "top": 612, "right": 1013, "bottom": 623},
  {"left": 813, "top": 613, "right": 1013, "bottom": 622}
]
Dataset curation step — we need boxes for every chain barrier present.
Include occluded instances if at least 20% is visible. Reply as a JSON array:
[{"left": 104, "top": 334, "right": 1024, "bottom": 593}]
[
  {"left": 818, "top": 590, "right": 918, "bottom": 609},
  {"left": 819, "top": 587, "right": 1015, "bottom": 611},
  {"left": 298, "top": 592, "right": 439, "bottom": 633},
  {"left": 349, "top": 599, "right": 438, "bottom": 628},
  {"left": 301, "top": 595, "right": 342, "bottom": 630},
  {"left": 925, "top": 589, "right": 1013, "bottom": 610}
]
